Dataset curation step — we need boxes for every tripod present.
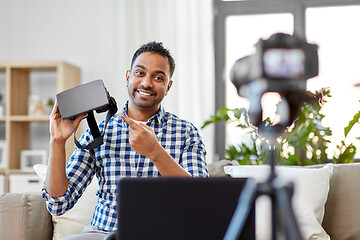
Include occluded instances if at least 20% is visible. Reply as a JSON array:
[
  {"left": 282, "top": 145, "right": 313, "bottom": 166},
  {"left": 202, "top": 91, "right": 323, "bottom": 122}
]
[{"left": 223, "top": 126, "right": 303, "bottom": 240}]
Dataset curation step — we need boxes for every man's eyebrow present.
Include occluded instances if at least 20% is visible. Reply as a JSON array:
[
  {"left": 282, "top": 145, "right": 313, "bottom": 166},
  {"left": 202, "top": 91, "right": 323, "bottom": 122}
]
[
  {"left": 155, "top": 70, "right": 167, "bottom": 77},
  {"left": 134, "top": 64, "right": 146, "bottom": 70}
]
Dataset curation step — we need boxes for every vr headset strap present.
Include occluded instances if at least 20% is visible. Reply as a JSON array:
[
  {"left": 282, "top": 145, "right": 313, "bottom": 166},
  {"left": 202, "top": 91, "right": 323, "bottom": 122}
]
[{"left": 73, "top": 97, "right": 117, "bottom": 150}]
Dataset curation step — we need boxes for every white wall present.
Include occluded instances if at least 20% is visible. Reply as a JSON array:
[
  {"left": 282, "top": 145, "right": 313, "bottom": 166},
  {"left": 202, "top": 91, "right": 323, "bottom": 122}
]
[{"left": 0, "top": 0, "right": 128, "bottom": 105}]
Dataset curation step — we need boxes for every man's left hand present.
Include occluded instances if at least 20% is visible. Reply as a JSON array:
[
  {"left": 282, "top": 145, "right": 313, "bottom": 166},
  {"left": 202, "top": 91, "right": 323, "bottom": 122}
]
[{"left": 120, "top": 114, "right": 160, "bottom": 158}]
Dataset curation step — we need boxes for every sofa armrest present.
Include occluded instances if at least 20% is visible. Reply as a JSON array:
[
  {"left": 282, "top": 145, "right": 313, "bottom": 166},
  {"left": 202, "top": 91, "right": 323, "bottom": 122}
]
[
  {"left": 208, "top": 160, "right": 233, "bottom": 177},
  {"left": 0, "top": 193, "right": 53, "bottom": 240},
  {"left": 322, "top": 163, "right": 360, "bottom": 240}
]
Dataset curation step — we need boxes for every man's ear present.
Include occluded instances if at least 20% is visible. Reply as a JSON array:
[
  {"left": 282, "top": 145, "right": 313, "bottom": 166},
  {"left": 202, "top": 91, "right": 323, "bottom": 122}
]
[
  {"left": 165, "top": 80, "right": 173, "bottom": 95},
  {"left": 126, "top": 70, "right": 130, "bottom": 86}
]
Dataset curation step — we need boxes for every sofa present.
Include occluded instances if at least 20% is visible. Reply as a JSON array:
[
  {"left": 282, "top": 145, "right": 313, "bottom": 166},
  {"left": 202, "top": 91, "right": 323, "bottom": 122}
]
[{"left": 1, "top": 162, "right": 360, "bottom": 240}]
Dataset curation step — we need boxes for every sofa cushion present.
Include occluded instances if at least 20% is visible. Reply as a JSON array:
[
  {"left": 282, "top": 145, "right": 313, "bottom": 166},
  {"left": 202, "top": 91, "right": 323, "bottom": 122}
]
[
  {"left": 208, "top": 159, "right": 234, "bottom": 177},
  {"left": 34, "top": 164, "right": 99, "bottom": 240},
  {"left": 322, "top": 163, "right": 360, "bottom": 240},
  {"left": 0, "top": 193, "right": 53, "bottom": 240},
  {"left": 224, "top": 164, "right": 333, "bottom": 240},
  {"left": 50, "top": 178, "right": 98, "bottom": 240}
]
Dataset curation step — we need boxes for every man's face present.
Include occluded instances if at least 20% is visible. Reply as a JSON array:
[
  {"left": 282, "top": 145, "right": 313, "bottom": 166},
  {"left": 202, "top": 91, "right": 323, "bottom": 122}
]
[{"left": 126, "top": 52, "right": 173, "bottom": 111}]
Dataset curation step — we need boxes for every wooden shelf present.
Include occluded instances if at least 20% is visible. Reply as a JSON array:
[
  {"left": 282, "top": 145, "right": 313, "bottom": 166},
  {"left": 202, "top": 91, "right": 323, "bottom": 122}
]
[
  {"left": 9, "top": 115, "right": 49, "bottom": 122},
  {"left": 0, "top": 169, "right": 36, "bottom": 174},
  {"left": 7, "top": 169, "right": 37, "bottom": 174},
  {"left": 0, "top": 61, "right": 81, "bottom": 193}
]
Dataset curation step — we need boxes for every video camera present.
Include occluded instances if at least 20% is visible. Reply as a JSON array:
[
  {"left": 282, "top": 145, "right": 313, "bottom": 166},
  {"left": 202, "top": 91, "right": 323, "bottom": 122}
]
[{"left": 230, "top": 33, "right": 319, "bottom": 128}]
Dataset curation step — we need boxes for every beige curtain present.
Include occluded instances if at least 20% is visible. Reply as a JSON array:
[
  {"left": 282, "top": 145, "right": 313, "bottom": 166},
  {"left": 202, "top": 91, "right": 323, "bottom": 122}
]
[{"left": 117, "top": 0, "right": 215, "bottom": 162}]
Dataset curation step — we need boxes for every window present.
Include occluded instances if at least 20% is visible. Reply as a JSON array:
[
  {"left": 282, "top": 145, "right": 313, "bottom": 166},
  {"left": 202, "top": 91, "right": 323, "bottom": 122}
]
[
  {"left": 306, "top": 5, "right": 360, "bottom": 158},
  {"left": 214, "top": 0, "right": 360, "bottom": 160}
]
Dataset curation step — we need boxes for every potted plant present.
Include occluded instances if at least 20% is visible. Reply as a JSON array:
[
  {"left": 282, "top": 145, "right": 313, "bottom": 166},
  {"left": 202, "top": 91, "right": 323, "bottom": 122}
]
[{"left": 202, "top": 89, "right": 359, "bottom": 166}]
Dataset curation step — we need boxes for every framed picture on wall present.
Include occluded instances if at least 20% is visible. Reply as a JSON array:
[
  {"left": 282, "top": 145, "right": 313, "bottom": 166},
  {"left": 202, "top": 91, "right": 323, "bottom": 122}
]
[
  {"left": 0, "top": 141, "right": 7, "bottom": 169},
  {"left": 21, "top": 150, "right": 47, "bottom": 172}
]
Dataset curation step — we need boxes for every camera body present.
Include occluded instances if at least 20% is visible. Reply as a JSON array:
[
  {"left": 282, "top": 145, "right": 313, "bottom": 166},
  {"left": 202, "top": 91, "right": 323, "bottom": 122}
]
[
  {"left": 230, "top": 33, "right": 319, "bottom": 97},
  {"left": 230, "top": 33, "right": 319, "bottom": 128}
]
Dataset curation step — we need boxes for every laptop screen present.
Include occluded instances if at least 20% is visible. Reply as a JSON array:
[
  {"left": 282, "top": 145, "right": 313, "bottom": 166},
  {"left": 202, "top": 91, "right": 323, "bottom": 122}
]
[{"left": 117, "top": 177, "right": 255, "bottom": 240}]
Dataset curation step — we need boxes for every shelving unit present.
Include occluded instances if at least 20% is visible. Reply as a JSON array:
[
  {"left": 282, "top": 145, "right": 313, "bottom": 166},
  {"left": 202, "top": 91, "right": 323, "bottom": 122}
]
[{"left": 0, "top": 61, "right": 80, "bottom": 192}]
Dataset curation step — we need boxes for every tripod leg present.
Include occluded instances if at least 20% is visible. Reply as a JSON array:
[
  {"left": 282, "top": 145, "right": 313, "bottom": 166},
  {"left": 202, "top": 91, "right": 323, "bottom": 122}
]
[
  {"left": 273, "top": 180, "right": 303, "bottom": 240},
  {"left": 271, "top": 193, "right": 278, "bottom": 240},
  {"left": 224, "top": 179, "right": 258, "bottom": 240}
]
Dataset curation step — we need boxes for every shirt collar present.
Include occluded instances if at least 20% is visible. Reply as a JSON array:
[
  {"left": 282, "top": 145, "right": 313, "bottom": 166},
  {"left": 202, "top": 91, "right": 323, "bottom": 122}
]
[{"left": 121, "top": 101, "right": 166, "bottom": 126}]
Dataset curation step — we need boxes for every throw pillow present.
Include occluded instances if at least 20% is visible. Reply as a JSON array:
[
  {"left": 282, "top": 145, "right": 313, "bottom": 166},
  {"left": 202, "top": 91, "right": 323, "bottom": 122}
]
[
  {"left": 33, "top": 164, "right": 98, "bottom": 240},
  {"left": 224, "top": 164, "right": 333, "bottom": 240}
]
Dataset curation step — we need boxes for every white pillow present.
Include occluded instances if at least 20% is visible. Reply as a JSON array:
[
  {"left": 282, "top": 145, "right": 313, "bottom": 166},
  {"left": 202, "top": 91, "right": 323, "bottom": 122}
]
[
  {"left": 224, "top": 164, "right": 333, "bottom": 240},
  {"left": 34, "top": 164, "right": 98, "bottom": 240}
]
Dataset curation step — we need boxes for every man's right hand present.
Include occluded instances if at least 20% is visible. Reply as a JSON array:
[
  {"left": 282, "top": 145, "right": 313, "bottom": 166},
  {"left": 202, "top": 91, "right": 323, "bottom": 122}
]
[
  {"left": 49, "top": 100, "right": 87, "bottom": 143},
  {"left": 45, "top": 100, "right": 88, "bottom": 198}
]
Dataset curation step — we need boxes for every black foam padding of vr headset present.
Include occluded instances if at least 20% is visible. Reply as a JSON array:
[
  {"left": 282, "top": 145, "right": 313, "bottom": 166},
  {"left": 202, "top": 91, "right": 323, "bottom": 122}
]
[{"left": 57, "top": 79, "right": 118, "bottom": 149}]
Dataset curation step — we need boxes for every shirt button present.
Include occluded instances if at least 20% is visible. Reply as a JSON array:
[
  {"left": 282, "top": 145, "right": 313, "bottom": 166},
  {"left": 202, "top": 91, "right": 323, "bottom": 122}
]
[{"left": 137, "top": 172, "right": 142, "bottom": 177}]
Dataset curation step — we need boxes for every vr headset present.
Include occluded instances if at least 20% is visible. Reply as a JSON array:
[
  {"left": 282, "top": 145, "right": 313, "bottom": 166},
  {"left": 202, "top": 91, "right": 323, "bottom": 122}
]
[{"left": 57, "top": 79, "right": 118, "bottom": 149}]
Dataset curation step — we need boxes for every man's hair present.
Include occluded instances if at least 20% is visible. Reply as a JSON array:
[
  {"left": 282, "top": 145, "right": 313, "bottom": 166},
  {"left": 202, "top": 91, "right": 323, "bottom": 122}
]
[{"left": 130, "top": 41, "right": 175, "bottom": 78}]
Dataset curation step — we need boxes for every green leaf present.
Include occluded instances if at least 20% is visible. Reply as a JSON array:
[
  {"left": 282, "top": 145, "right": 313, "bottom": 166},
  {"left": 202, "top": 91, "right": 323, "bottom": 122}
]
[
  {"left": 335, "top": 144, "right": 356, "bottom": 164},
  {"left": 216, "top": 107, "right": 231, "bottom": 120},
  {"left": 344, "top": 110, "right": 360, "bottom": 138},
  {"left": 201, "top": 107, "right": 230, "bottom": 128}
]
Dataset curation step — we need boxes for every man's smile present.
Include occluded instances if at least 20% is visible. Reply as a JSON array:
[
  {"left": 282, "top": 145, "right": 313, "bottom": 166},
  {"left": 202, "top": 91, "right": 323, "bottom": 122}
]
[{"left": 137, "top": 89, "right": 155, "bottom": 97}]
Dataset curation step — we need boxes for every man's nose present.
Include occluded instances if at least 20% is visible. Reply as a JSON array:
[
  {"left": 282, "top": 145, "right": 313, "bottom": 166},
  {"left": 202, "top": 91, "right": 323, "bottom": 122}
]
[{"left": 141, "top": 75, "right": 153, "bottom": 88}]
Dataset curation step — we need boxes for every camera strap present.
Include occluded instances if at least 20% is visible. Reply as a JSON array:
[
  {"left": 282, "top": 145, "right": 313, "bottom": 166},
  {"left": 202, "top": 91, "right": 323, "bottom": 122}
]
[{"left": 73, "top": 96, "right": 118, "bottom": 150}]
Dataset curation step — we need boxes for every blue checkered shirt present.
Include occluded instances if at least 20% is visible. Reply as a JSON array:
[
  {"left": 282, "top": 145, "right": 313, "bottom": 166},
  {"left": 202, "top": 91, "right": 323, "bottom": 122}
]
[{"left": 42, "top": 102, "right": 208, "bottom": 232}]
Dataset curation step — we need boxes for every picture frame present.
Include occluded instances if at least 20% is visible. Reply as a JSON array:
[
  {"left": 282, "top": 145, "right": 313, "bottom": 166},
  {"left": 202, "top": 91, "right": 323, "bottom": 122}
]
[
  {"left": 21, "top": 150, "right": 47, "bottom": 172},
  {"left": 0, "top": 141, "right": 7, "bottom": 169}
]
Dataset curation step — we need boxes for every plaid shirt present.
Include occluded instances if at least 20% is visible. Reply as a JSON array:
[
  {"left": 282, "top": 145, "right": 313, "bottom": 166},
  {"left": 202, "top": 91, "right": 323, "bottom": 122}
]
[{"left": 42, "top": 102, "right": 208, "bottom": 232}]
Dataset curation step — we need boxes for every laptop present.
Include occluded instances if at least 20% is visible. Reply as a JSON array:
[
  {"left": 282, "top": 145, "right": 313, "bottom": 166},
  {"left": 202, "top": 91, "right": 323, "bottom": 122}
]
[{"left": 116, "top": 177, "right": 255, "bottom": 240}]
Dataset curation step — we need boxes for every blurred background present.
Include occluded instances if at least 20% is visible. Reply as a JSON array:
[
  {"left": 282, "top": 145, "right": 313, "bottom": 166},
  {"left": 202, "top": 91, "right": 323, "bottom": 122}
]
[{"left": 1, "top": 0, "right": 359, "bottom": 164}]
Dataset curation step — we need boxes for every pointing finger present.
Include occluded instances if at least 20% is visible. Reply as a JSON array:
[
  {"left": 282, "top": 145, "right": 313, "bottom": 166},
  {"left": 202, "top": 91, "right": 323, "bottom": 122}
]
[{"left": 120, "top": 114, "right": 141, "bottom": 129}]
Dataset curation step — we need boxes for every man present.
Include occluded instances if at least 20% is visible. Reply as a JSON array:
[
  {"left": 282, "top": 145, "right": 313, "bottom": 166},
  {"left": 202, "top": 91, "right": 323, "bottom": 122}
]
[{"left": 43, "top": 41, "right": 208, "bottom": 240}]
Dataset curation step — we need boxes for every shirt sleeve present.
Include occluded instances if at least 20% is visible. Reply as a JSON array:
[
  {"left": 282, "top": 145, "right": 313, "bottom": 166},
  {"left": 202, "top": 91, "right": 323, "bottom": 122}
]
[
  {"left": 42, "top": 130, "right": 97, "bottom": 216},
  {"left": 180, "top": 123, "right": 209, "bottom": 177}
]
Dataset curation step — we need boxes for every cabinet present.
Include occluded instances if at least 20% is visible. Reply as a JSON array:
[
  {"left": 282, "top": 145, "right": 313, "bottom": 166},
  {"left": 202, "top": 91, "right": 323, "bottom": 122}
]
[
  {"left": 9, "top": 173, "right": 43, "bottom": 193},
  {"left": 0, "top": 61, "right": 80, "bottom": 192}
]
